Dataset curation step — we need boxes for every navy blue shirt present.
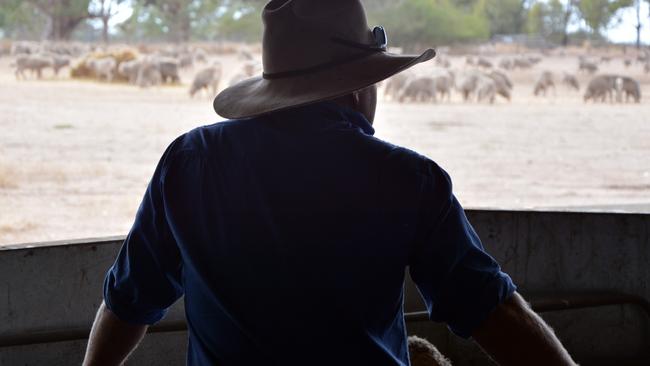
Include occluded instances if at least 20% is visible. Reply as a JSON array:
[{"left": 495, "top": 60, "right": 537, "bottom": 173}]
[{"left": 104, "top": 101, "right": 516, "bottom": 365}]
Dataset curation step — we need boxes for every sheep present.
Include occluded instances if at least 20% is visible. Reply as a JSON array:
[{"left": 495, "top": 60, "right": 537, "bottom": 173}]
[
  {"left": 408, "top": 336, "right": 452, "bottom": 366},
  {"left": 384, "top": 73, "right": 411, "bottom": 101},
  {"left": 617, "top": 76, "right": 641, "bottom": 103},
  {"left": 562, "top": 73, "right": 580, "bottom": 91},
  {"left": 178, "top": 53, "right": 194, "bottom": 69},
  {"left": 456, "top": 72, "right": 479, "bottom": 102},
  {"left": 189, "top": 65, "right": 222, "bottom": 98},
  {"left": 399, "top": 77, "right": 437, "bottom": 103},
  {"left": 533, "top": 71, "right": 555, "bottom": 97},
  {"left": 194, "top": 48, "right": 208, "bottom": 63},
  {"left": 584, "top": 75, "right": 617, "bottom": 103},
  {"left": 498, "top": 58, "right": 513, "bottom": 70},
  {"left": 156, "top": 57, "right": 181, "bottom": 83},
  {"left": 10, "top": 41, "right": 38, "bottom": 56},
  {"left": 431, "top": 71, "right": 455, "bottom": 102},
  {"left": 51, "top": 56, "right": 70, "bottom": 76},
  {"left": 512, "top": 57, "right": 533, "bottom": 70},
  {"left": 88, "top": 56, "right": 117, "bottom": 82},
  {"left": 488, "top": 70, "right": 512, "bottom": 101},
  {"left": 13, "top": 55, "right": 52, "bottom": 79},
  {"left": 476, "top": 75, "right": 497, "bottom": 104},
  {"left": 578, "top": 59, "right": 598, "bottom": 74},
  {"left": 135, "top": 60, "right": 163, "bottom": 88},
  {"left": 477, "top": 57, "right": 493, "bottom": 69},
  {"left": 118, "top": 59, "right": 142, "bottom": 84}
]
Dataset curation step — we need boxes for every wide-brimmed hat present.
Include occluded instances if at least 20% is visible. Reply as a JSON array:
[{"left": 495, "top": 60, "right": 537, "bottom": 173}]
[{"left": 213, "top": 0, "right": 435, "bottom": 119}]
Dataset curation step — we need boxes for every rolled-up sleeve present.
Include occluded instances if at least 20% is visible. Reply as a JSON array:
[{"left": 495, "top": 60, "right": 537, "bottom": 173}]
[
  {"left": 409, "top": 167, "right": 516, "bottom": 338},
  {"left": 103, "top": 138, "right": 185, "bottom": 325}
]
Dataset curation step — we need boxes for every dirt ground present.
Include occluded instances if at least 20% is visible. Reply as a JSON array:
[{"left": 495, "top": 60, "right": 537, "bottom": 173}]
[{"left": 1, "top": 52, "right": 649, "bottom": 246}]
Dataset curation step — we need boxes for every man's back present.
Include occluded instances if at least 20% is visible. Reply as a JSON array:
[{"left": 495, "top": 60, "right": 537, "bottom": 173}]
[
  {"left": 86, "top": 2, "right": 576, "bottom": 364},
  {"left": 104, "top": 101, "right": 514, "bottom": 365}
]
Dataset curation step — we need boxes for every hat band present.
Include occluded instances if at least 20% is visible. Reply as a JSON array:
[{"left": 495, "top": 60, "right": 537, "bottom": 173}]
[{"left": 263, "top": 50, "right": 381, "bottom": 80}]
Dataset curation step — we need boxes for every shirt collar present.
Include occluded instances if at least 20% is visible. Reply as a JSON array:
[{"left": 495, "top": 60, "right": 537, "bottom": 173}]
[{"left": 265, "top": 101, "right": 375, "bottom": 136}]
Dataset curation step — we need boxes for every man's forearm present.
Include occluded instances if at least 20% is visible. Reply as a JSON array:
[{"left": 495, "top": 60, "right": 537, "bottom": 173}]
[
  {"left": 83, "top": 302, "right": 148, "bottom": 366},
  {"left": 472, "top": 292, "right": 578, "bottom": 366}
]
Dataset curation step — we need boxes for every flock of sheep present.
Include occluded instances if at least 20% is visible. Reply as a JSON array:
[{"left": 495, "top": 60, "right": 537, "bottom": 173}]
[
  {"left": 6, "top": 41, "right": 647, "bottom": 105},
  {"left": 383, "top": 50, "right": 647, "bottom": 104},
  {"left": 6, "top": 41, "right": 258, "bottom": 98}
]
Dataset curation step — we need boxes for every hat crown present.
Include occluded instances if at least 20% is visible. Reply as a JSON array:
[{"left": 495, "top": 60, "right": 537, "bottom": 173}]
[{"left": 262, "top": 0, "right": 374, "bottom": 75}]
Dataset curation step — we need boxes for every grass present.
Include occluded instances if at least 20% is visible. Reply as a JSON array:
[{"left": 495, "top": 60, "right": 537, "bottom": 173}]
[
  {"left": 0, "top": 221, "right": 38, "bottom": 235},
  {"left": 53, "top": 123, "right": 74, "bottom": 130}
]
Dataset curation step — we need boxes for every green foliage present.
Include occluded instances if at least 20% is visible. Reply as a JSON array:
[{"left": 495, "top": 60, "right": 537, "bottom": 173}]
[
  {"left": 484, "top": 0, "right": 528, "bottom": 36},
  {"left": 526, "top": 0, "right": 572, "bottom": 42},
  {"left": 0, "top": 0, "right": 640, "bottom": 45},
  {"left": 121, "top": 0, "right": 260, "bottom": 42},
  {"left": 373, "top": 0, "right": 490, "bottom": 47},
  {"left": 216, "top": 2, "right": 264, "bottom": 42},
  {"left": 0, "top": 0, "right": 47, "bottom": 39},
  {"left": 577, "top": 0, "right": 634, "bottom": 35}
]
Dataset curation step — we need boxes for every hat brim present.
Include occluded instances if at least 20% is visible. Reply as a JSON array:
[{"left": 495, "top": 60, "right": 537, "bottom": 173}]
[{"left": 213, "top": 49, "right": 435, "bottom": 119}]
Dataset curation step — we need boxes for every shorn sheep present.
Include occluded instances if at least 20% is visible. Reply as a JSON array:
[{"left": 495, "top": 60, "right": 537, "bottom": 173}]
[
  {"left": 399, "top": 77, "right": 437, "bottom": 103},
  {"left": 189, "top": 64, "right": 223, "bottom": 98},
  {"left": 583, "top": 75, "right": 617, "bottom": 103},
  {"left": 533, "top": 71, "right": 555, "bottom": 97},
  {"left": 562, "top": 73, "right": 580, "bottom": 91},
  {"left": 13, "top": 55, "right": 52, "bottom": 79}
]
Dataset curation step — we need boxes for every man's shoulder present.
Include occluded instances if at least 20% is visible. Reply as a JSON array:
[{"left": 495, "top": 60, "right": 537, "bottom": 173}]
[
  {"left": 169, "top": 119, "right": 253, "bottom": 155},
  {"left": 381, "top": 143, "right": 450, "bottom": 183}
]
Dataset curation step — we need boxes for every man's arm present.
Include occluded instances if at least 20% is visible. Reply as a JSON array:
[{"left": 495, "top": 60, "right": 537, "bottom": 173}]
[
  {"left": 83, "top": 302, "right": 148, "bottom": 366},
  {"left": 472, "top": 292, "right": 578, "bottom": 366}
]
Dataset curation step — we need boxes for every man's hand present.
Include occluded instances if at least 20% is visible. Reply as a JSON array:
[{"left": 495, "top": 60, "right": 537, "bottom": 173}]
[
  {"left": 83, "top": 302, "right": 148, "bottom": 366},
  {"left": 472, "top": 292, "right": 578, "bottom": 366}
]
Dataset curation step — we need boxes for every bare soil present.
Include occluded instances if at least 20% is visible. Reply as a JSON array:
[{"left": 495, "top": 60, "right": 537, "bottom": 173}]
[{"left": 1, "top": 53, "right": 649, "bottom": 246}]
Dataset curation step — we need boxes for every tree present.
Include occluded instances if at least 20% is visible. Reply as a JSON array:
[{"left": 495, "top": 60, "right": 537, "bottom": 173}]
[
  {"left": 634, "top": 0, "right": 641, "bottom": 48},
  {"left": 0, "top": 0, "right": 48, "bottom": 39},
  {"left": 215, "top": 1, "right": 264, "bottom": 42},
  {"left": 127, "top": 0, "right": 228, "bottom": 42},
  {"left": 23, "top": 0, "right": 96, "bottom": 40},
  {"left": 484, "top": 0, "right": 529, "bottom": 36},
  {"left": 375, "top": 0, "right": 490, "bottom": 48},
  {"left": 526, "top": 0, "right": 576, "bottom": 44},
  {"left": 576, "top": 0, "right": 634, "bottom": 36},
  {"left": 88, "top": 0, "right": 128, "bottom": 44},
  {"left": 560, "top": 0, "right": 579, "bottom": 46}
]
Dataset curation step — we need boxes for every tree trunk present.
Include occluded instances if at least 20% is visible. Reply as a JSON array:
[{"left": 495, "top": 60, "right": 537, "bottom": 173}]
[
  {"left": 561, "top": 1, "right": 574, "bottom": 47},
  {"left": 102, "top": 17, "right": 110, "bottom": 44},
  {"left": 169, "top": 10, "right": 191, "bottom": 43},
  {"left": 47, "top": 16, "right": 86, "bottom": 40},
  {"left": 636, "top": 0, "right": 641, "bottom": 49}
]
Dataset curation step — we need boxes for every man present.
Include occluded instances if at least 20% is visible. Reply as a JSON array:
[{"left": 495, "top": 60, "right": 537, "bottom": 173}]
[{"left": 84, "top": 1, "right": 578, "bottom": 365}]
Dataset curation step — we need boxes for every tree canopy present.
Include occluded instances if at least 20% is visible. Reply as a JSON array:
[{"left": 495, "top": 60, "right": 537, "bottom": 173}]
[
  {"left": 0, "top": 0, "right": 644, "bottom": 46},
  {"left": 577, "top": 0, "right": 634, "bottom": 35}
]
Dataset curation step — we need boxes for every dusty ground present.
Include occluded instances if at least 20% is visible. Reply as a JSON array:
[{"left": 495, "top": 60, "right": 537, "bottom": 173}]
[{"left": 1, "top": 52, "right": 649, "bottom": 246}]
